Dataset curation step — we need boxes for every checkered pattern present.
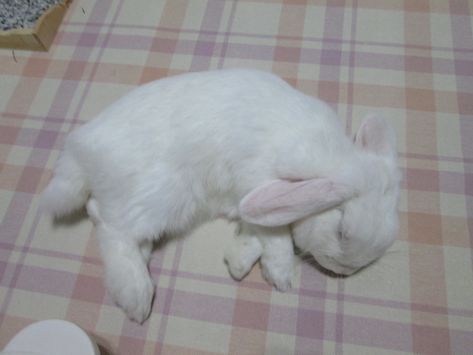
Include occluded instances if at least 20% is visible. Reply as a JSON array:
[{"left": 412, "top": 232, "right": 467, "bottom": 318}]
[{"left": 1, "top": 1, "right": 473, "bottom": 354}]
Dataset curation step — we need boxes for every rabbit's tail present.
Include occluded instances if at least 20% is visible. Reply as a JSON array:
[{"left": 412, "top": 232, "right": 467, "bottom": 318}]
[{"left": 41, "top": 152, "right": 89, "bottom": 217}]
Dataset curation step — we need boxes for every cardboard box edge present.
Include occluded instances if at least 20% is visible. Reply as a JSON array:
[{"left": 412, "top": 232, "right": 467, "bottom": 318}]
[{"left": 0, "top": 0, "right": 72, "bottom": 51}]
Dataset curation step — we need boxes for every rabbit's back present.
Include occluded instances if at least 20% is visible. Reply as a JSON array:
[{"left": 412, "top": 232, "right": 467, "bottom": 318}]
[{"left": 65, "top": 69, "right": 351, "bottom": 235}]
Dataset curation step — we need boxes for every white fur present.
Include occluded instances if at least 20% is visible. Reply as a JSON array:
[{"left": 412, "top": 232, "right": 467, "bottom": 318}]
[{"left": 41, "top": 69, "right": 400, "bottom": 322}]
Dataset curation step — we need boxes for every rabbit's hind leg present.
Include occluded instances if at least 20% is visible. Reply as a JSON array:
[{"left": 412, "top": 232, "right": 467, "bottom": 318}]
[
  {"left": 87, "top": 199, "right": 155, "bottom": 323},
  {"left": 96, "top": 224, "right": 155, "bottom": 323}
]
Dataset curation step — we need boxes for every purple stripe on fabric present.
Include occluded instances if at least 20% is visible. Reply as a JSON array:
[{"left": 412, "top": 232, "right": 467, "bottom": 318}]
[
  {"left": 0, "top": 211, "right": 42, "bottom": 323},
  {"left": 343, "top": 315, "right": 413, "bottom": 352},
  {"left": 34, "top": 130, "right": 59, "bottom": 149},
  {"left": 318, "top": 3, "right": 345, "bottom": 83},
  {"left": 449, "top": 1, "right": 473, "bottom": 279},
  {"left": 154, "top": 238, "right": 185, "bottom": 355},
  {"left": 459, "top": 117, "right": 473, "bottom": 158},
  {"left": 457, "top": 91, "right": 473, "bottom": 114},
  {"left": 233, "top": 299, "right": 270, "bottom": 330},
  {"left": 360, "top": 52, "right": 473, "bottom": 77},
  {"left": 57, "top": 31, "right": 92, "bottom": 49},
  {"left": 299, "top": 47, "right": 320, "bottom": 64},
  {"left": 14, "top": 127, "right": 39, "bottom": 146},
  {"left": 5, "top": 126, "right": 64, "bottom": 150},
  {"left": 405, "top": 55, "right": 432, "bottom": 73},
  {"left": 170, "top": 289, "right": 235, "bottom": 324},
  {"left": 320, "top": 49, "right": 342, "bottom": 66},
  {"left": 440, "top": 170, "right": 470, "bottom": 195},
  {"left": 268, "top": 304, "right": 298, "bottom": 335},
  {"left": 16, "top": 166, "right": 42, "bottom": 194},
  {"left": 0, "top": 261, "right": 15, "bottom": 288},
  {"left": 62, "top": 21, "right": 473, "bottom": 54},
  {"left": 107, "top": 34, "right": 153, "bottom": 51},
  {"left": 0, "top": 126, "right": 19, "bottom": 144},
  {"left": 2, "top": 112, "right": 87, "bottom": 125},
  {"left": 295, "top": 338, "right": 325, "bottom": 355},
  {"left": 405, "top": 168, "right": 440, "bottom": 192},
  {"left": 295, "top": 292, "right": 335, "bottom": 353},
  {"left": 218, "top": 0, "right": 238, "bottom": 68},
  {"left": 400, "top": 151, "right": 473, "bottom": 165},
  {"left": 334, "top": 280, "right": 345, "bottom": 355},
  {"left": 346, "top": 0, "right": 358, "bottom": 136},
  {"left": 118, "top": 336, "right": 145, "bottom": 355},
  {"left": 200, "top": 0, "right": 226, "bottom": 32},
  {"left": 413, "top": 324, "right": 451, "bottom": 354},
  {"left": 453, "top": 59, "right": 473, "bottom": 76},
  {"left": 190, "top": 0, "right": 225, "bottom": 71},
  {"left": 296, "top": 308, "right": 326, "bottom": 339},
  {"left": 449, "top": 0, "right": 470, "bottom": 15},
  {"left": 449, "top": 16, "right": 473, "bottom": 49},
  {"left": 456, "top": 75, "right": 473, "bottom": 94},
  {"left": 298, "top": 286, "right": 473, "bottom": 318},
  {"left": 72, "top": 274, "right": 106, "bottom": 304},
  {"left": 0, "top": 247, "right": 11, "bottom": 262},
  {"left": 0, "top": 192, "right": 33, "bottom": 243},
  {"left": 297, "top": 263, "right": 327, "bottom": 316},
  {"left": 193, "top": 41, "right": 219, "bottom": 57},
  {"left": 274, "top": 46, "right": 301, "bottom": 64},
  {"left": 450, "top": 329, "right": 473, "bottom": 354},
  {"left": 149, "top": 261, "right": 243, "bottom": 288},
  {"left": 15, "top": 265, "right": 76, "bottom": 297},
  {"left": 226, "top": 43, "right": 274, "bottom": 61},
  {"left": 0, "top": 261, "right": 7, "bottom": 282},
  {"left": 77, "top": 32, "right": 100, "bottom": 47},
  {"left": 118, "top": 315, "right": 150, "bottom": 341},
  {"left": 298, "top": 263, "right": 327, "bottom": 291},
  {"left": 0, "top": 242, "right": 101, "bottom": 266},
  {"left": 355, "top": 51, "right": 405, "bottom": 71},
  {"left": 151, "top": 37, "right": 179, "bottom": 53},
  {"left": 28, "top": 148, "right": 58, "bottom": 169}
]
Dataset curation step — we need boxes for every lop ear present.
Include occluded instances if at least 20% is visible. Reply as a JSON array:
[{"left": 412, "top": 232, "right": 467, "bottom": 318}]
[
  {"left": 355, "top": 115, "right": 397, "bottom": 157},
  {"left": 239, "top": 178, "right": 356, "bottom": 227}
]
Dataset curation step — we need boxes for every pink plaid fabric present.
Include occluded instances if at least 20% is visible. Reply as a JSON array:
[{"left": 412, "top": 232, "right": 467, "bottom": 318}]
[{"left": 1, "top": 1, "right": 472, "bottom": 354}]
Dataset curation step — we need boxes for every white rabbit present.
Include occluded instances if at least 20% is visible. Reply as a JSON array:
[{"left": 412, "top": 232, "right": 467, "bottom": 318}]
[{"left": 41, "top": 69, "right": 401, "bottom": 323}]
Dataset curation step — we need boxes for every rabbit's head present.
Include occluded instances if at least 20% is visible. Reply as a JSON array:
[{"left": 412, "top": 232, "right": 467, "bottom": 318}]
[{"left": 239, "top": 115, "right": 401, "bottom": 275}]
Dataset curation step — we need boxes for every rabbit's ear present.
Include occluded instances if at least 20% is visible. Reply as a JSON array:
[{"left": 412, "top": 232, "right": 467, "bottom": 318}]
[
  {"left": 355, "top": 115, "right": 397, "bottom": 157},
  {"left": 239, "top": 179, "right": 356, "bottom": 227}
]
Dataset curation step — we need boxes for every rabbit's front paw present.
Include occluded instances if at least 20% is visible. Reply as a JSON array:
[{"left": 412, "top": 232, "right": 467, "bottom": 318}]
[
  {"left": 224, "top": 248, "right": 255, "bottom": 280},
  {"left": 224, "top": 237, "right": 262, "bottom": 281},
  {"left": 107, "top": 271, "right": 155, "bottom": 323},
  {"left": 261, "top": 259, "right": 293, "bottom": 292}
]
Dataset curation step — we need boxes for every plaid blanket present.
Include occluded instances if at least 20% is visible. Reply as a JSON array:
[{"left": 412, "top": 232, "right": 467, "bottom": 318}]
[{"left": 1, "top": 1, "right": 472, "bottom": 354}]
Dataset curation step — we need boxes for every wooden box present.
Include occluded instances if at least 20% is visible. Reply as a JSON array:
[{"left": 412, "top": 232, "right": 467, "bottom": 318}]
[{"left": 0, "top": 0, "right": 72, "bottom": 51}]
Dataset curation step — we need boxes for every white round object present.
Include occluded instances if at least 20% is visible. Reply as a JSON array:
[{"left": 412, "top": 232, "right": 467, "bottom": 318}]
[{"left": 2, "top": 320, "right": 100, "bottom": 355}]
